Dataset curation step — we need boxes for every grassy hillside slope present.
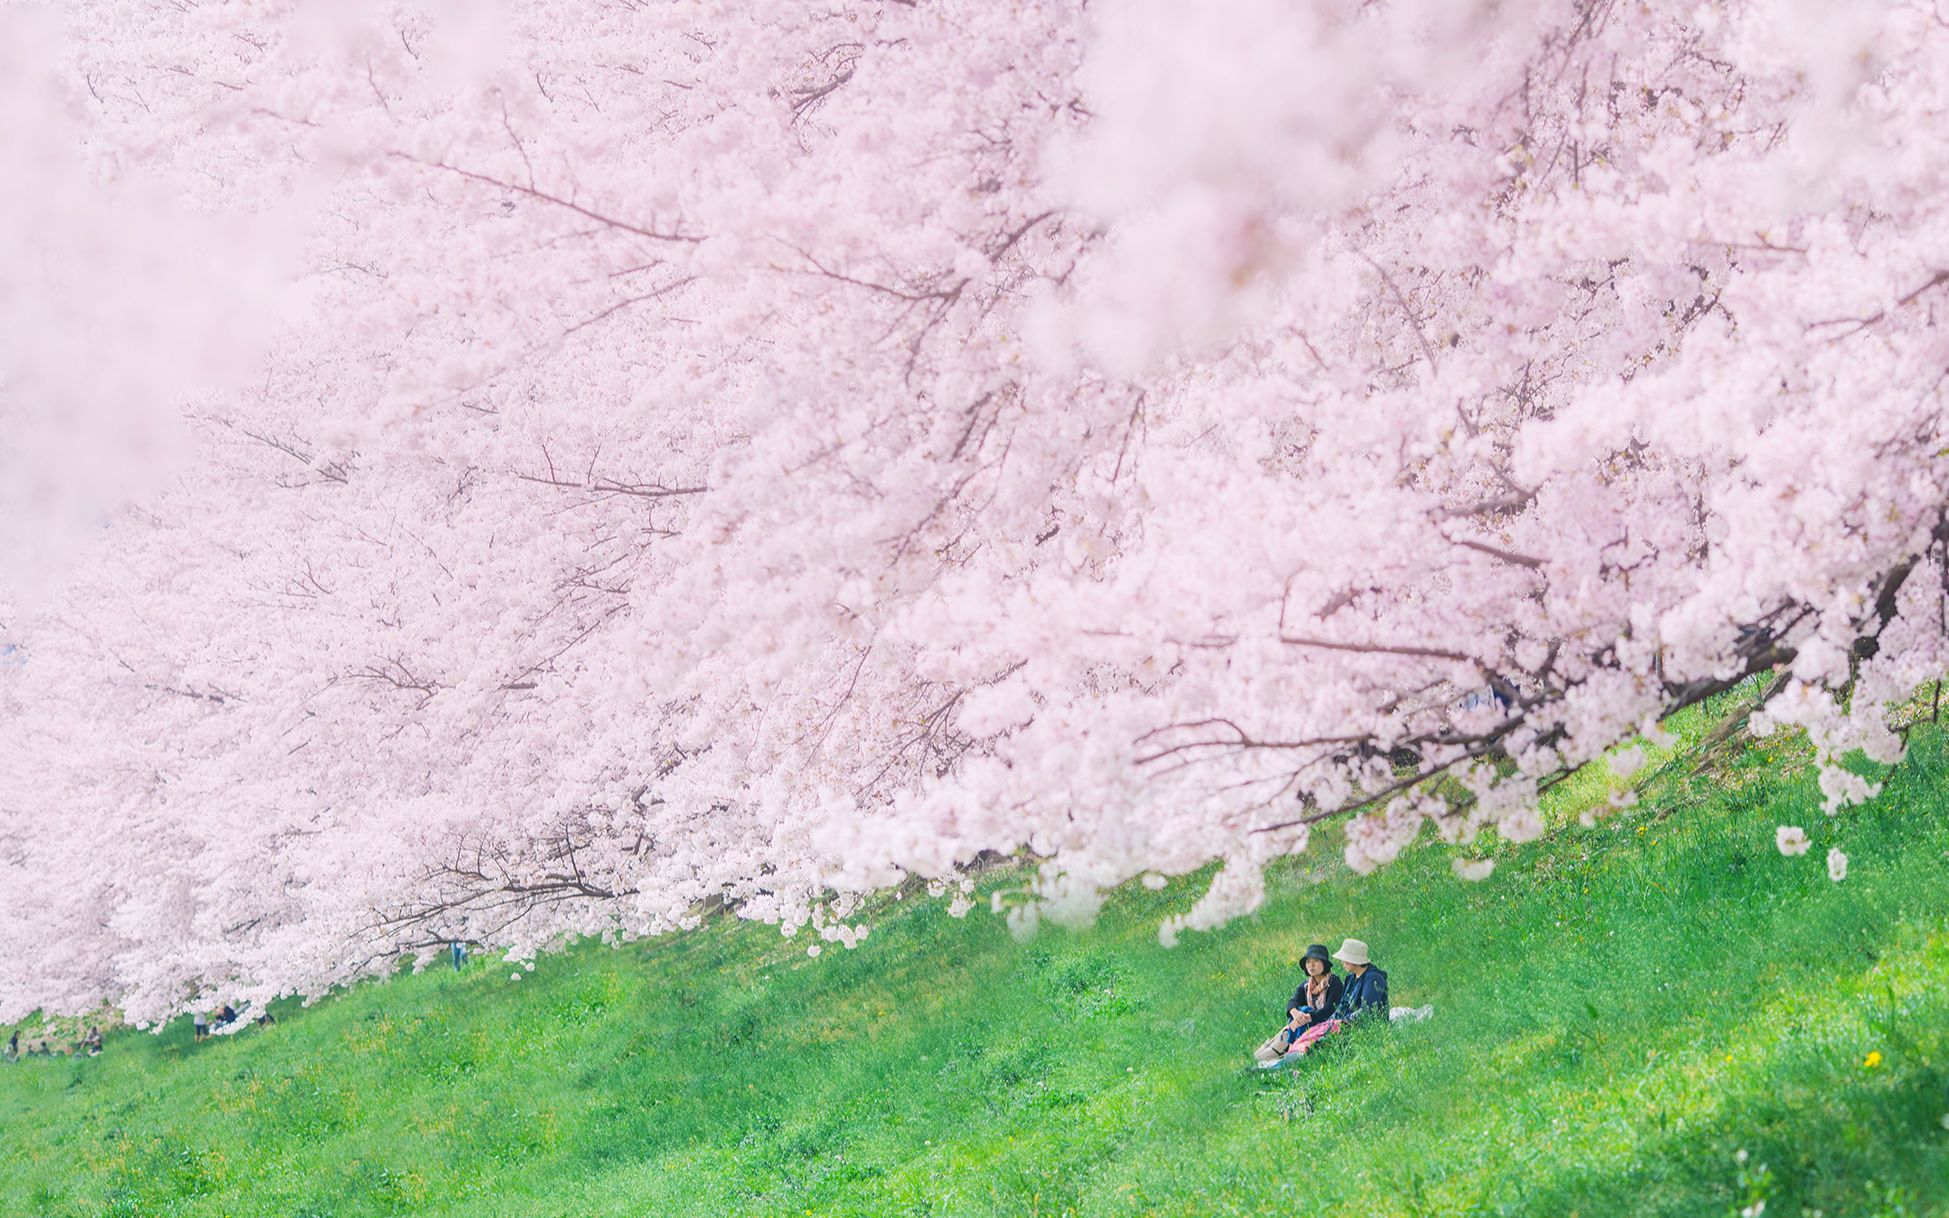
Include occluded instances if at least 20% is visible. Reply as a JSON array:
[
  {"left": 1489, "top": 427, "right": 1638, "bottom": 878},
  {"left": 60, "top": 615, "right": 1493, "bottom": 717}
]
[{"left": 4, "top": 712, "right": 1948, "bottom": 1217}]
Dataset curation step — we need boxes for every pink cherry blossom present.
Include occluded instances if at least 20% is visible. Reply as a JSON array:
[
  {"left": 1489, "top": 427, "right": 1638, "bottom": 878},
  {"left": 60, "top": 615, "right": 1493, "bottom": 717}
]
[
  {"left": 1827, "top": 848, "right": 1849, "bottom": 883},
  {"left": 1452, "top": 858, "right": 1496, "bottom": 883},
  {"left": 2, "top": 0, "right": 1943, "bottom": 1022}
]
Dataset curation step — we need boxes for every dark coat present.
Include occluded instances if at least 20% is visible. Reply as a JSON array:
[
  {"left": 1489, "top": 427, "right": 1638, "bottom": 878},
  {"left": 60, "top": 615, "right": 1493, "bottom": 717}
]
[
  {"left": 1284, "top": 973, "right": 1344, "bottom": 1023},
  {"left": 1331, "top": 965, "right": 1389, "bottom": 1022}
]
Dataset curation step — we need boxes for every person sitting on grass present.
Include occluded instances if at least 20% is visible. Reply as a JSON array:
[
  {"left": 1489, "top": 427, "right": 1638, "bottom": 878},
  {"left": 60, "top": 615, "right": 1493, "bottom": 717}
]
[
  {"left": 1327, "top": 938, "right": 1388, "bottom": 1023},
  {"left": 1268, "top": 943, "right": 1341, "bottom": 1056},
  {"left": 1262, "top": 938, "right": 1390, "bottom": 1063}
]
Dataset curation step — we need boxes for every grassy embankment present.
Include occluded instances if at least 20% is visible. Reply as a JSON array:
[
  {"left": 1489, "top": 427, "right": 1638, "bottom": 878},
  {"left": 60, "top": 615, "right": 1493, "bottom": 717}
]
[{"left": 4, "top": 687, "right": 1948, "bottom": 1217}]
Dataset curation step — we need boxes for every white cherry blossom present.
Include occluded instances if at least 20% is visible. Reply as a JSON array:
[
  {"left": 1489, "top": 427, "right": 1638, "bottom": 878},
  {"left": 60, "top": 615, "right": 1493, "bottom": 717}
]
[{"left": 2, "top": 0, "right": 1943, "bottom": 1021}]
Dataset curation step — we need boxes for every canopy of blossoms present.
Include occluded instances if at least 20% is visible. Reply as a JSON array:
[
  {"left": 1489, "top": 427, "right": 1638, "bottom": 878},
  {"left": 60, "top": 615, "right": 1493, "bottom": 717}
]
[{"left": 2, "top": 0, "right": 1944, "bottom": 1023}]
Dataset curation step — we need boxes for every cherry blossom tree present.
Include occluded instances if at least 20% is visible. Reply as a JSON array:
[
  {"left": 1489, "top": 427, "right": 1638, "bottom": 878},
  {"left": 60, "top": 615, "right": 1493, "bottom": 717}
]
[{"left": 4, "top": 0, "right": 1947, "bottom": 1023}]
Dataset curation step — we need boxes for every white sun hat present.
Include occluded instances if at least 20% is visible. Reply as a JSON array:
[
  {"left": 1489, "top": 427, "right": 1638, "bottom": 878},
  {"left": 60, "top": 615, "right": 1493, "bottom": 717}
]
[{"left": 1332, "top": 938, "right": 1372, "bottom": 966}]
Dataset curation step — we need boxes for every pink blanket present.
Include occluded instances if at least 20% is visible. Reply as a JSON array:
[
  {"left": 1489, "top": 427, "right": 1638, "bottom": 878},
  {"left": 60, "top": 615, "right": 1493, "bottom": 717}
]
[{"left": 1286, "top": 1017, "right": 1343, "bottom": 1056}]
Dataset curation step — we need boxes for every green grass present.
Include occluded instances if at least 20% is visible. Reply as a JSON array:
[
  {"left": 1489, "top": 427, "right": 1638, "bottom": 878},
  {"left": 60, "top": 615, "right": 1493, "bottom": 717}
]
[{"left": 5, "top": 716, "right": 1949, "bottom": 1217}]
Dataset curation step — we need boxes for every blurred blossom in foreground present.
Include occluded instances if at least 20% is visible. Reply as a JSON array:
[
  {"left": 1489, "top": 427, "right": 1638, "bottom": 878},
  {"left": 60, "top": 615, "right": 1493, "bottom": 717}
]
[{"left": 0, "top": 7, "right": 296, "bottom": 605}]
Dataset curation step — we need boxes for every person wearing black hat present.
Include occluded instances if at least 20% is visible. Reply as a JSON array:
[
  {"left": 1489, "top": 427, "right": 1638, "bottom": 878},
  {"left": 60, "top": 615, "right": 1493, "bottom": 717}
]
[
  {"left": 1280, "top": 943, "right": 1343, "bottom": 1045},
  {"left": 1254, "top": 943, "right": 1343, "bottom": 1062}
]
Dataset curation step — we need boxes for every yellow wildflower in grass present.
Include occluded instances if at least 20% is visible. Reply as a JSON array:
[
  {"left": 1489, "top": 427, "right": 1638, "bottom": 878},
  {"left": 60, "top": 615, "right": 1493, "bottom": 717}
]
[{"left": 1864, "top": 1051, "right": 1883, "bottom": 1069}]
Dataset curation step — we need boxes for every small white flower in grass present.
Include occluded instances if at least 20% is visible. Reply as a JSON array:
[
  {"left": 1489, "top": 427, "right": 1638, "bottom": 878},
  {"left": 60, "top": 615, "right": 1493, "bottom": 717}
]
[
  {"left": 1939, "top": 1112, "right": 1949, "bottom": 1131},
  {"left": 1452, "top": 857, "right": 1494, "bottom": 882},
  {"left": 510, "top": 973, "right": 522, "bottom": 982},
  {"left": 1827, "top": 848, "right": 1848, "bottom": 882},
  {"left": 1735, "top": 1148, "right": 1748, "bottom": 1165},
  {"left": 1776, "top": 826, "right": 1810, "bottom": 856},
  {"left": 1740, "top": 1202, "right": 1766, "bottom": 1218},
  {"left": 806, "top": 944, "right": 822, "bottom": 957}
]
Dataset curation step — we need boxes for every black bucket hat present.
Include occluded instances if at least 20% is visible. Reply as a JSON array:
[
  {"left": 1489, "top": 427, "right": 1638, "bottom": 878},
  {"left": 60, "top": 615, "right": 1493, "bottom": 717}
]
[{"left": 1303, "top": 943, "right": 1333, "bottom": 969}]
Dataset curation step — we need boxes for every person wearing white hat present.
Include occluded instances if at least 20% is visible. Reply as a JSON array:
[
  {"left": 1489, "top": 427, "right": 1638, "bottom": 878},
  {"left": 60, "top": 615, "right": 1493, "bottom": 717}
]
[
  {"left": 1252, "top": 936, "right": 1393, "bottom": 1066},
  {"left": 1327, "top": 938, "right": 1389, "bottom": 1022}
]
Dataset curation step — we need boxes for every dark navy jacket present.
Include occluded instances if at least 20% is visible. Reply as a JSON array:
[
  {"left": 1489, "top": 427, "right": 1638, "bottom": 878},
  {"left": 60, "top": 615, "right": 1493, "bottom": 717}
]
[{"left": 1330, "top": 965, "right": 1389, "bottom": 1022}]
